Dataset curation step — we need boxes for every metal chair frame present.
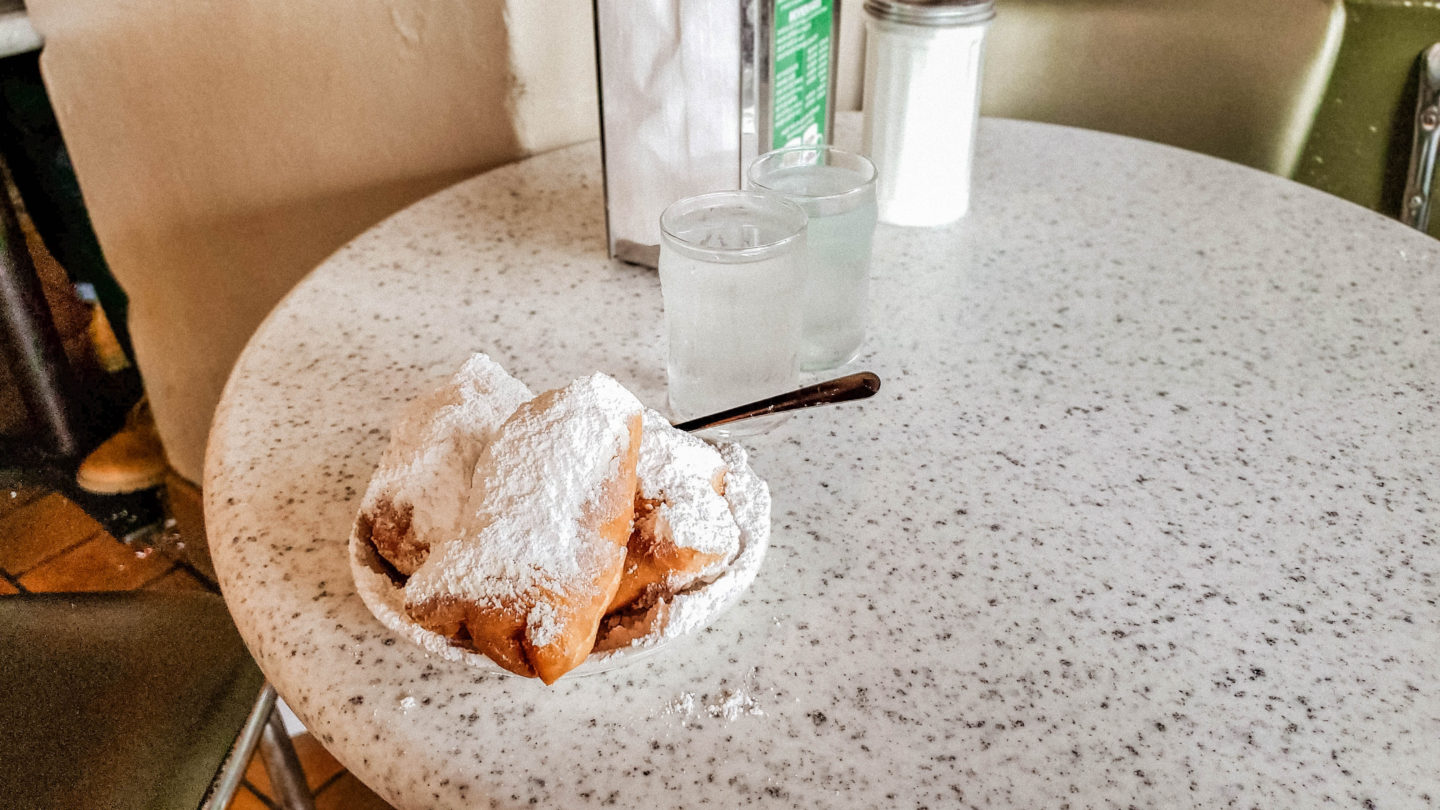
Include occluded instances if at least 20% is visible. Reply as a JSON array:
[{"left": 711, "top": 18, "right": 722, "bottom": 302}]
[
  {"left": 1401, "top": 43, "right": 1440, "bottom": 232},
  {"left": 202, "top": 683, "right": 316, "bottom": 810}
]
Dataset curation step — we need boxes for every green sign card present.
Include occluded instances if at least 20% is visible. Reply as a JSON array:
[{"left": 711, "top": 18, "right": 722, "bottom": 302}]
[{"left": 771, "top": 0, "right": 832, "bottom": 149}]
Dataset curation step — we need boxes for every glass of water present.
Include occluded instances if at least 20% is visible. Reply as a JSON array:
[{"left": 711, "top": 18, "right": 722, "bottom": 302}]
[
  {"left": 658, "top": 190, "right": 809, "bottom": 436},
  {"left": 747, "top": 145, "right": 879, "bottom": 371}
]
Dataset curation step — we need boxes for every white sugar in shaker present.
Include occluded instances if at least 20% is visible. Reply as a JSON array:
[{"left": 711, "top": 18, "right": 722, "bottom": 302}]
[{"left": 862, "top": 0, "right": 994, "bottom": 226}]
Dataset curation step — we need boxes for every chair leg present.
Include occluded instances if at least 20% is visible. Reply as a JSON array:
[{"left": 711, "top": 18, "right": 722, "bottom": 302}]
[
  {"left": 201, "top": 683, "right": 279, "bottom": 810},
  {"left": 259, "top": 704, "right": 317, "bottom": 810},
  {"left": 199, "top": 682, "right": 316, "bottom": 810}
]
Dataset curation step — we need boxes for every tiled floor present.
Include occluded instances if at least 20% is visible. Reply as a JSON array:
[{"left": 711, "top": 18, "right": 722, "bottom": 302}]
[{"left": 0, "top": 482, "right": 396, "bottom": 810}]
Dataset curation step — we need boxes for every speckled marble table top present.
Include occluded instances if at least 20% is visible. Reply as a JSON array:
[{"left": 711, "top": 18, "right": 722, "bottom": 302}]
[{"left": 205, "top": 117, "right": 1440, "bottom": 809}]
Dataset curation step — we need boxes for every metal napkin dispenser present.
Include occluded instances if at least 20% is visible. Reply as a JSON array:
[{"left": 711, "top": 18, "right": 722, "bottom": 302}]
[{"left": 594, "top": 0, "right": 840, "bottom": 267}]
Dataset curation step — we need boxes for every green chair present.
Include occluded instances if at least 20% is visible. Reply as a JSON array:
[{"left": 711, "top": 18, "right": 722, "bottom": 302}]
[
  {"left": 980, "top": 0, "right": 1346, "bottom": 176},
  {"left": 0, "top": 591, "right": 313, "bottom": 809},
  {"left": 1295, "top": 0, "right": 1440, "bottom": 239}
]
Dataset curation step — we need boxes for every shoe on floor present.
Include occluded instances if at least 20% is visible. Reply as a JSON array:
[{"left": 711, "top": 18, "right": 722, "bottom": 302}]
[{"left": 76, "top": 398, "right": 167, "bottom": 494}]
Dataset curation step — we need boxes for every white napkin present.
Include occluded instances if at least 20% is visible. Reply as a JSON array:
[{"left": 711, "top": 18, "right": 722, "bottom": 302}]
[{"left": 596, "top": 0, "right": 742, "bottom": 266}]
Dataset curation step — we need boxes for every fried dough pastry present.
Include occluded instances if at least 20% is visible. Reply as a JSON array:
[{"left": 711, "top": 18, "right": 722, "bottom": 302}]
[
  {"left": 609, "top": 410, "right": 741, "bottom": 613},
  {"left": 355, "top": 355, "right": 532, "bottom": 575},
  {"left": 403, "top": 373, "right": 643, "bottom": 684}
]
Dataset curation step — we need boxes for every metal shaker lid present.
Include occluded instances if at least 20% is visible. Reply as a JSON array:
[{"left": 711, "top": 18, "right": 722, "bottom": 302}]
[{"left": 863, "top": 0, "right": 996, "bottom": 26}]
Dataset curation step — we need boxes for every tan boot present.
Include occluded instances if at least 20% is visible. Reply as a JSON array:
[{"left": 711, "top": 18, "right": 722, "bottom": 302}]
[{"left": 76, "top": 398, "right": 167, "bottom": 494}]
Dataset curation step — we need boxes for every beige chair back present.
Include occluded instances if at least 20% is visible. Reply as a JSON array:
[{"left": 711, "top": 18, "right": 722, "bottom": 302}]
[{"left": 28, "top": 0, "right": 598, "bottom": 483}]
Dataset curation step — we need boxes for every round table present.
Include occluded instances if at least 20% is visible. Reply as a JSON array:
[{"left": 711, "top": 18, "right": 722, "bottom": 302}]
[{"left": 205, "top": 118, "right": 1440, "bottom": 809}]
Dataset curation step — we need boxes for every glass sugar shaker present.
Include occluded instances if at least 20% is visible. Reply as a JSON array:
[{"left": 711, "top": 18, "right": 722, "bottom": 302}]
[{"left": 862, "top": 0, "right": 995, "bottom": 226}]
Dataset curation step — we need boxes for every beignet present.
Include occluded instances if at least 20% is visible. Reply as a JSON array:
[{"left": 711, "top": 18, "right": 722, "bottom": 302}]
[
  {"left": 610, "top": 410, "right": 742, "bottom": 612},
  {"left": 403, "top": 372, "right": 643, "bottom": 684}
]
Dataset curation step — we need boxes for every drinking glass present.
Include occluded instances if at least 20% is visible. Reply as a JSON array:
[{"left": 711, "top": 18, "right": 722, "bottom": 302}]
[
  {"left": 747, "top": 145, "right": 878, "bottom": 371},
  {"left": 658, "top": 190, "right": 809, "bottom": 436}
]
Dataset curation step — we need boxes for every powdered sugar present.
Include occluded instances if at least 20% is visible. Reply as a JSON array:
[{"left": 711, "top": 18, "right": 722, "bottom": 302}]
[
  {"left": 357, "top": 354, "right": 532, "bottom": 572},
  {"left": 668, "top": 692, "right": 698, "bottom": 716},
  {"left": 637, "top": 409, "right": 741, "bottom": 563},
  {"left": 665, "top": 688, "right": 765, "bottom": 725},
  {"left": 709, "top": 690, "right": 764, "bottom": 720},
  {"left": 404, "top": 373, "right": 641, "bottom": 612},
  {"left": 714, "top": 443, "right": 769, "bottom": 553},
  {"left": 526, "top": 602, "right": 562, "bottom": 648}
]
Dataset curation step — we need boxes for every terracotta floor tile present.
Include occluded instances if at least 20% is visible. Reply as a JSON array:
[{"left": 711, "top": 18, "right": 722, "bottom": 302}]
[
  {"left": 17, "top": 534, "right": 173, "bottom": 592},
  {"left": 293, "top": 734, "right": 348, "bottom": 789},
  {"left": 245, "top": 732, "right": 346, "bottom": 797},
  {"left": 0, "top": 492, "right": 106, "bottom": 574},
  {"left": 143, "top": 566, "right": 211, "bottom": 592},
  {"left": 243, "top": 752, "right": 271, "bottom": 803},
  {"left": 224, "top": 784, "right": 274, "bottom": 810},
  {"left": 315, "top": 772, "right": 397, "bottom": 810}
]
